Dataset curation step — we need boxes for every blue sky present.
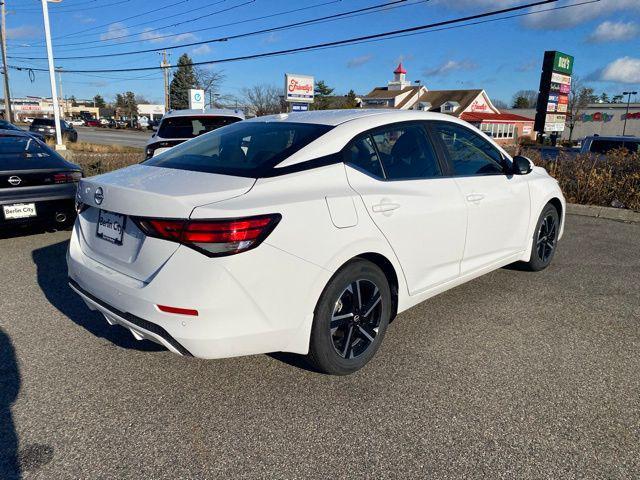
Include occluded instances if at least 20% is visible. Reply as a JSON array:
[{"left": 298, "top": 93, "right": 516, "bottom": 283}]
[{"left": 4, "top": 0, "right": 640, "bottom": 105}]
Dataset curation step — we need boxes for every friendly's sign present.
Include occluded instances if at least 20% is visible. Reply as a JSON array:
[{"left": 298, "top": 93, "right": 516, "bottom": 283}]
[
  {"left": 189, "top": 89, "right": 205, "bottom": 110},
  {"left": 284, "top": 74, "right": 314, "bottom": 103}
]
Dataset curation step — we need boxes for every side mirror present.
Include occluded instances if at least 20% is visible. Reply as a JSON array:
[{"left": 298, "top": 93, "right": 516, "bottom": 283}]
[
  {"left": 152, "top": 125, "right": 158, "bottom": 131},
  {"left": 512, "top": 155, "right": 533, "bottom": 175}
]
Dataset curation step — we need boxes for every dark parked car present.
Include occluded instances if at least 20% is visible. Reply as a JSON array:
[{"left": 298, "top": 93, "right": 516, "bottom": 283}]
[
  {"left": 0, "top": 130, "right": 82, "bottom": 231},
  {"left": 29, "top": 117, "right": 78, "bottom": 142},
  {"left": 0, "top": 119, "right": 46, "bottom": 142}
]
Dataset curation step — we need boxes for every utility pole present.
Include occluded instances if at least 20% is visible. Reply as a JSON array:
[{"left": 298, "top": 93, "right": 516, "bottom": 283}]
[
  {"left": 622, "top": 90, "right": 637, "bottom": 136},
  {"left": 56, "top": 67, "right": 64, "bottom": 119},
  {"left": 160, "top": 50, "right": 170, "bottom": 111},
  {"left": 41, "top": 0, "right": 64, "bottom": 149},
  {"left": 0, "top": 0, "right": 12, "bottom": 122}
]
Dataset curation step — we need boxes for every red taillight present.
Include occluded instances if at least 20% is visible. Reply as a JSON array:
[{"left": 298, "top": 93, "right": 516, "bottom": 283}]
[
  {"left": 134, "top": 214, "right": 281, "bottom": 257},
  {"left": 157, "top": 304, "right": 198, "bottom": 316},
  {"left": 53, "top": 171, "right": 82, "bottom": 184}
]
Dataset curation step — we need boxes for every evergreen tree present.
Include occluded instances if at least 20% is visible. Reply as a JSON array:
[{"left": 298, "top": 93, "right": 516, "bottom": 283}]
[
  {"left": 313, "top": 80, "right": 334, "bottom": 110},
  {"left": 343, "top": 89, "right": 359, "bottom": 109},
  {"left": 93, "top": 94, "right": 106, "bottom": 108},
  {"left": 170, "top": 54, "right": 198, "bottom": 109}
]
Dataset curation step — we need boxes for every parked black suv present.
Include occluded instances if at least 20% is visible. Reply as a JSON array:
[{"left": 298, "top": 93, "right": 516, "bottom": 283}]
[{"left": 29, "top": 118, "right": 78, "bottom": 142}]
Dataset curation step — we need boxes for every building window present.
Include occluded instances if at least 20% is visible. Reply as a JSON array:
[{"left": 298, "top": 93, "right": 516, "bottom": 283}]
[{"left": 480, "top": 123, "right": 515, "bottom": 139}]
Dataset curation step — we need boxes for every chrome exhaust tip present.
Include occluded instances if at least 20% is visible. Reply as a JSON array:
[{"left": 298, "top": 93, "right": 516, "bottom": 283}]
[{"left": 55, "top": 213, "right": 67, "bottom": 223}]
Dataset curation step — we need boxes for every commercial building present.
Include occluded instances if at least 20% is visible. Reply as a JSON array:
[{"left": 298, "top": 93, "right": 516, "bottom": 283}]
[
  {"left": 361, "top": 64, "right": 535, "bottom": 145},
  {"left": 505, "top": 103, "right": 640, "bottom": 140}
]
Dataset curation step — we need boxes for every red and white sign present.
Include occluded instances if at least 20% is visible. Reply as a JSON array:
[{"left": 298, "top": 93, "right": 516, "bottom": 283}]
[
  {"left": 285, "top": 73, "right": 314, "bottom": 103},
  {"left": 558, "top": 94, "right": 569, "bottom": 105},
  {"left": 551, "top": 73, "right": 572, "bottom": 85}
]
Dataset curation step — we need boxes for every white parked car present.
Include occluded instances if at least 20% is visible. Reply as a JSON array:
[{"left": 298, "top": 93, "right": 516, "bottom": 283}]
[
  {"left": 68, "top": 110, "right": 565, "bottom": 375},
  {"left": 70, "top": 118, "right": 85, "bottom": 126},
  {"left": 145, "top": 108, "right": 245, "bottom": 159}
]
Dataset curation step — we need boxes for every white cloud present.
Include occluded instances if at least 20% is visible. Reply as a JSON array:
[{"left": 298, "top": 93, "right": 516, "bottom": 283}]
[
  {"left": 74, "top": 13, "right": 95, "bottom": 24},
  {"left": 524, "top": 0, "right": 640, "bottom": 30},
  {"left": 173, "top": 32, "right": 197, "bottom": 43},
  {"left": 6, "top": 25, "right": 39, "bottom": 40},
  {"left": 599, "top": 57, "right": 640, "bottom": 83},
  {"left": 141, "top": 28, "right": 197, "bottom": 44},
  {"left": 424, "top": 59, "right": 477, "bottom": 77},
  {"left": 263, "top": 32, "right": 280, "bottom": 44},
  {"left": 191, "top": 44, "right": 212, "bottom": 56},
  {"left": 100, "top": 23, "right": 129, "bottom": 41},
  {"left": 588, "top": 21, "right": 639, "bottom": 43},
  {"left": 347, "top": 54, "right": 373, "bottom": 68},
  {"left": 433, "top": 0, "right": 640, "bottom": 30}
]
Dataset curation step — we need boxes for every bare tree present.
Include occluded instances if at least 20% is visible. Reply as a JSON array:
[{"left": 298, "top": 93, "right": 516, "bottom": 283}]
[
  {"left": 195, "top": 67, "right": 225, "bottom": 108},
  {"left": 567, "top": 76, "right": 594, "bottom": 142},
  {"left": 511, "top": 90, "right": 538, "bottom": 108},
  {"left": 242, "top": 84, "right": 283, "bottom": 117}
]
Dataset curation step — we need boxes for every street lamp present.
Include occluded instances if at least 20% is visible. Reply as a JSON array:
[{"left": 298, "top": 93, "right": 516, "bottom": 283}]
[
  {"left": 41, "top": 0, "right": 64, "bottom": 150},
  {"left": 622, "top": 90, "right": 637, "bottom": 136}
]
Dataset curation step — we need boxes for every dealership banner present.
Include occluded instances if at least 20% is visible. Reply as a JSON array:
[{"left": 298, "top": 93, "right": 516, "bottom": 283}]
[
  {"left": 284, "top": 74, "right": 314, "bottom": 103},
  {"left": 535, "top": 51, "right": 574, "bottom": 134}
]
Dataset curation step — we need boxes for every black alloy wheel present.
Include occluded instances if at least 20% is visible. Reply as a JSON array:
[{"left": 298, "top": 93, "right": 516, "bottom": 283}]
[
  {"left": 308, "top": 259, "right": 392, "bottom": 375},
  {"left": 536, "top": 213, "right": 557, "bottom": 263},
  {"left": 330, "top": 279, "right": 383, "bottom": 360},
  {"left": 522, "top": 203, "right": 560, "bottom": 271}
]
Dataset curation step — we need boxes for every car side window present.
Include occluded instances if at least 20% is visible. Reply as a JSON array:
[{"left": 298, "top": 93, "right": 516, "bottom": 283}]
[
  {"left": 344, "top": 135, "right": 384, "bottom": 178},
  {"left": 433, "top": 122, "right": 505, "bottom": 176},
  {"left": 370, "top": 124, "right": 441, "bottom": 180}
]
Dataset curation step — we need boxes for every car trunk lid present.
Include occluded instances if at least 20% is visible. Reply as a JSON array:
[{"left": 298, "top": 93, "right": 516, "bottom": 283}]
[{"left": 76, "top": 164, "right": 256, "bottom": 281}]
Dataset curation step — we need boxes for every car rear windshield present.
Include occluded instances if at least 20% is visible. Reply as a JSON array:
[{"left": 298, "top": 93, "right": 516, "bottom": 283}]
[
  {"left": 590, "top": 139, "right": 640, "bottom": 154},
  {"left": 144, "top": 121, "right": 333, "bottom": 177},
  {"left": 157, "top": 115, "right": 242, "bottom": 139},
  {"left": 0, "top": 135, "right": 66, "bottom": 170},
  {"left": 31, "top": 118, "right": 55, "bottom": 127}
]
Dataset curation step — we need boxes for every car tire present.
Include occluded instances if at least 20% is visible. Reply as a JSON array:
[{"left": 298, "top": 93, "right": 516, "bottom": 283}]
[
  {"left": 308, "top": 259, "right": 392, "bottom": 375},
  {"left": 522, "top": 203, "right": 560, "bottom": 271}
]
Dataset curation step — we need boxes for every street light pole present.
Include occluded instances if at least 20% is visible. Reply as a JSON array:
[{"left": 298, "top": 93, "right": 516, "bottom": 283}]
[
  {"left": 622, "top": 91, "right": 637, "bottom": 137},
  {"left": 0, "top": 0, "right": 12, "bottom": 122},
  {"left": 41, "top": 0, "right": 64, "bottom": 149}
]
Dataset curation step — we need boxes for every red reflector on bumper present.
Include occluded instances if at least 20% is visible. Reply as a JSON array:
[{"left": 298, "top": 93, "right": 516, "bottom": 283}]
[{"left": 157, "top": 305, "right": 199, "bottom": 316}]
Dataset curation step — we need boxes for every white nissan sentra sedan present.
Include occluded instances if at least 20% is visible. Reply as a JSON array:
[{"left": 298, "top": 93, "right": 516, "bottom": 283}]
[{"left": 68, "top": 110, "right": 565, "bottom": 375}]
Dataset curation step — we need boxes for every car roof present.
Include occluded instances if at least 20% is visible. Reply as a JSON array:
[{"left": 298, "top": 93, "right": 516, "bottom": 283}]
[
  {"left": 586, "top": 135, "right": 639, "bottom": 141},
  {"left": 0, "top": 128, "right": 30, "bottom": 137},
  {"left": 163, "top": 108, "right": 245, "bottom": 119},
  {"left": 246, "top": 109, "right": 461, "bottom": 126}
]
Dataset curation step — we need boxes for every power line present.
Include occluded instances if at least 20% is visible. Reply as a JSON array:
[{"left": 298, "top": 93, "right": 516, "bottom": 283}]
[
  {"left": 9, "top": 0, "right": 592, "bottom": 74},
  {"left": 12, "top": 0, "right": 135, "bottom": 13},
  {"left": 12, "top": 0, "right": 343, "bottom": 51},
  {"left": 10, "top": 0, "right": 416, "bottom": 61},
  {"left": 17, "top": 0, "right": 247, "bottom": 48}
]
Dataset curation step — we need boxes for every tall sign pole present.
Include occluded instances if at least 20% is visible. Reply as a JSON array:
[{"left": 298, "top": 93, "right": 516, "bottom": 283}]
[
  {"left": 534, "top": 51, "right": 574, "bottom": 144},
  {"left": 41, "top": 0, "right": 64, "bottom": 149},
  {"left": 0, "top": 0, "right": 12, "bottom": 122},
  {"left": 160, "top": 50, "right": 171, "bottom": 111}
]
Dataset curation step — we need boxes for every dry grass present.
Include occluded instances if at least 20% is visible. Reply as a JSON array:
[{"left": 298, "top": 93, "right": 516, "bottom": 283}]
[
  {"left": 58, "top": 142, "right": 640, "bottom": 210},
  {"left": 518, "top": 147, "right": 640, "bottom": 211},
  {"left": 53, "top": 141, "right": 143, "bottom": 177}
]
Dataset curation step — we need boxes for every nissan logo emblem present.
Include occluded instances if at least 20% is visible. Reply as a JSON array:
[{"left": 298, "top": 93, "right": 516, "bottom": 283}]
[
  {"left": 94, "top": 187, "right": 104, "bottom": 205},
  {"left": 8, "top": 176, "right": 22, "bottom": 186}
]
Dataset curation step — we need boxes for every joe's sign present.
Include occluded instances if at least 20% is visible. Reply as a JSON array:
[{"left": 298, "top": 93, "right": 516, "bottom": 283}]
[{"left": 285, "top": 74, "right": 314, "bottom": 103}]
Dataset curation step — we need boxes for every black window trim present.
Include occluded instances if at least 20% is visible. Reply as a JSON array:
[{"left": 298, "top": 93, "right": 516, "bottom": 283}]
[
  {"left": 342, "top": 120, "right": 450, "bottom": 182},
  {"left": 428, "top": 120, "right": 513, "bottom": 178}
]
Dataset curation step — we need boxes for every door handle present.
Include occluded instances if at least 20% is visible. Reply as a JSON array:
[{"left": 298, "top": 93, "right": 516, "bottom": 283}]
[
  {"left": 466, "top": 193, "right": 485, "bottom": 203},
  {"left": 372, "top": 202, "right": 401, "bottom": 213}
]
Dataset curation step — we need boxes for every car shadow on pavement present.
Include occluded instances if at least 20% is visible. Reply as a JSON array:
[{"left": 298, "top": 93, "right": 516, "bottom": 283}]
[
  {"left": 0, "top": 327, "right": 21, "bottom": 480},
  {"left": 32, "top": 240, "right": 163, "bottom": 353}
]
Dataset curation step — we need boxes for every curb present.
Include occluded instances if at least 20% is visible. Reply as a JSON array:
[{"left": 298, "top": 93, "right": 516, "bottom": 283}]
[{"left": 567, "top": 203, "right": 640, "bottom": 224}]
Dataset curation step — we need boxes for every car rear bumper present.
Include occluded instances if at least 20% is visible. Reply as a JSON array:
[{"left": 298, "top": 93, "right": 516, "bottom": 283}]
[
  {"left": 66, "top": 223, "right": 329, "bottom": 359},
  {"left": 0, "top": 184, "right": 77, "bottom": 228}
]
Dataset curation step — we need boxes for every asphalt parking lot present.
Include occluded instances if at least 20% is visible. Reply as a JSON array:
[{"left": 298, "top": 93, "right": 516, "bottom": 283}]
[{"left": 1, "top": 214, "right": 638, "bottom": 479}]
